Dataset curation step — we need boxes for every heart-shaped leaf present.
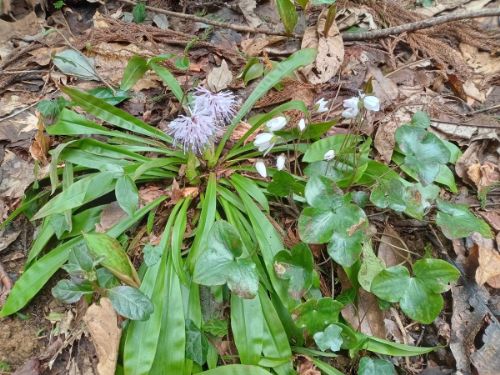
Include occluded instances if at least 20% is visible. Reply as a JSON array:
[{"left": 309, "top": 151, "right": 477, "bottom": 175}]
[
  {"left": 107, "top": 285, "right": 153, "bottom": 321},
  {"left": 358, "top": 357, "right": 396, "bottom": 375},
  {"left": 371, "top": 259, "right": 459, "bottom": 323},
  {"left": 292, "top": 297, "right": 343, "bottom": 335},
  {"left": 193, "top": 221, "right": 258, "bottom": 299},
  {"left": 313, "top": 324, "right": 343, "bottom": 352},
  {"left": 274, "top": 243, "right": 314, "bottom": 299},
  {"left": 436, "top": 199, "right": 493, "bottom": 239},
  {"left": 83, "top": 233, "right": 140, "bottom": 287},
  {"left": 395, "top": 125, "right": 450, "bottom": 185}
]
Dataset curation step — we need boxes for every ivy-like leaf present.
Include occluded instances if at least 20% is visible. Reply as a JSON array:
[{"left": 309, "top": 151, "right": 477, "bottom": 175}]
[
  {"left": 193, "top": 221, "right": 259, "bottom": 299},
  {"left": 395, "top": 125, "right": 450, "bottom": 185},
  {"left": 274, "top": 243, "right": 314, "bottom": 299},
  {"left": 358, "top": 357, "right": 396, "bottom": 375},
  {"left": 292, "top": 298, "right": 343, "bottom": 335},
  {"left": 185, "top": 319, "right": 208, "bottom": 366},
  {"left": 435, "top": 199, "right": 493, "bottom": 239},
  {"left": 299, "top": 177, "right": 368, "bottom": 266},
  {"left": 371, "top": 259, "right": 460, "bottom": 323},
  {"left": 313, "top": 324, "right": 343, "bottom": 352}
]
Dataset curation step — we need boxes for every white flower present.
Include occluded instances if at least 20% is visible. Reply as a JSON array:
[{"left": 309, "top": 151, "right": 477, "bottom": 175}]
[
  {"left": 342, "top": 96, "right": 360, "bottom": 118},
  {"left": 324, "top": 149, "right": 335, "bottom": 161},
  {"left": 276, "top": 154, "right": 286, "bottom": 171},
  {"left": 298, "top": 118, "right": 306, "bottom": 132},
  {"left": 254, "top": 132, "right": 275, "bottom": 153},
  {"left": 266, "top": 116, "right": 287, "bottom": 132},
  {"left": 192, "top": 87, "right": 237, "bottom": 124},
  {"left": 167, "top": 112, "right": 216, "bottom": 154},
  {"left": 315, "top": 98, "right": 329, "bottom": 113},
  {"left": 363, "top": 95, "right": 380, "bottom": 112},
  {"left": 255, "top": 161, "right": 267, "bottom": 178}
]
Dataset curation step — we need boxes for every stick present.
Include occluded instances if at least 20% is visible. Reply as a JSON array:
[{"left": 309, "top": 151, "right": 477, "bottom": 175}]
[
  {"left": 118, "top": 0, "right": 500, "bottom": 41},
  {"left": 342, "top": 7, "right": 500, "bottom": 41}
]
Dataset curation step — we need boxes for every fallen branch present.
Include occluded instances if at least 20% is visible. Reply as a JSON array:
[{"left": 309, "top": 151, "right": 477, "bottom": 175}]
[
  {"left": 342, "top": 7, "right": 500, "bottom": 41},
  {"left": 118, "top": 1, "right": 500, "bottom": 42}
]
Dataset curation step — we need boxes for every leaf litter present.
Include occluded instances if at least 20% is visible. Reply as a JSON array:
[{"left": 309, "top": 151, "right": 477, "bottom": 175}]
[{"left": 0, "top": 0, "right": 499, "bottom": 373}]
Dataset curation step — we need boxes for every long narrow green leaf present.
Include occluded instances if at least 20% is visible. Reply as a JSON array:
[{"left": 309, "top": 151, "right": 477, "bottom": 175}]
[
  {"left": 171, "top": 199, "right": 190, "bottom": 285},
  {"left": 121, "top": 56, "right": 149, "bottom": 91},
  {"left": 276, "top": 0, "right": 298, "bottom": 34},
  {"left": 214, "top": 48, "right": 317, "bottom": 164},
  {"left": 61, "top": 87, "right": 171, "bottom": 143},
  {"left": 0, "top": 197, "right": 166, "bottom": 317},
  {"left": 150, "top": 256, "right": 186, "bottom": 374},
  {"left": 230, "top": 174, "right": 269, "bottom": 212},
  {"left": 149, "top": 62, "right": 185, "bottom": 103},
  {"left": 199, "top": 365, "right": 273, "bottom": 375},
  {"left": 231, "top": 294, "right": 264, "bottom": 365},
  {"left": 187, "top": 173, "right": 217, "bottom": 271},
  {"left": 123, "top": 201, "right": 181, "bottom": 375}
]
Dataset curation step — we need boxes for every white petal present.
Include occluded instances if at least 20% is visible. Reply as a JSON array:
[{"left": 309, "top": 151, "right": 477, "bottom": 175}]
[
  {"left": 254, "top": 132, "right": 274, "bottom": 147},
  {"left": 342, "top": 106, "right": 359, "bottom": 119},
  {"left": 324, "top": 150, "right": 335, "bottom": 161},
  {"left": 255, "top": 161, "right": 267, "bottom": 178},
  {"left": 266, "top": 116, "right": 287, "bottom": 132},
  {"left": 343, "top": 96, "right": 359, "bottom": 109},
  {"left": 298, "top": 118, "right": 306, "bottom": 132},
  {"left": 363, "top": 96, "right": 380, "bottom": 112},
  {"left": 315, "top": 98, "right": 329, "bottom": 113},
  {"left": 276, "top": 154, "right": 286, "bottom": 171}
]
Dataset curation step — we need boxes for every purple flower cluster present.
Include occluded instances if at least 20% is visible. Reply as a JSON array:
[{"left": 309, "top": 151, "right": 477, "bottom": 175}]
[{"left": 167, "top": 87, "right": 237, "bottom": 154}]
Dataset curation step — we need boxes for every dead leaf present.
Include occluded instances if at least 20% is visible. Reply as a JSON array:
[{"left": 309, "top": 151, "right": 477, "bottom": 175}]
[
  {"left": 456, "top": 140, "right": 500, "bottom": 186},
  {"left": 238, "top": 0, "right": 262, "bottom": 28},
  {"left": 241, "top": 36, "right": 286, "bottom": 56},
  {"left": 0, "top": 229, "right": 21, "bottom": 253},
  {"left": 83, "top": 298, "right": 121, "bottom": 375},
  {"left": 12, "top": 358, "right": 40, "bottom": 375},
  {"left": 229, "top": 121, "right": 253, "bottom": 143},
  {"left": 29, "top": 115, "right": 51, "bottom": 165},
  {"left": 368, "top": 66, "right": 399, "bottom": 107},
  {"left": 470, "top": 322, "right": 500, "bottom": 375},
  {"left": 377, "top": 226, "right": 408, "bottom": 267},
  {"left": 336, "top": 7, "right": 378, "bottom": 31},
  {"left": 139, "top": 185, "right": 167, "bottom": 204},
  {"left": 0, "top": 12, "right": 43, "bottom": 44},
  {"left": 341, "top": 289, "right": 386, "bottom": 338},
  {"left": 479, "top": 210, "right": 500, "bottom": 232},
  {"left": 467, "top": 161, "right": 500, "bottom": 194},
  {"left": 0, "top": 150, "right": 35, "bottom": 199},
  {"left": 300, "top": 10, "right": 344, "bottom": 85},
  {"left": 207, "top": 60, "right": 233, "bottom": 92},
  {"left": 296, "top": 355, "right": 321, "bottom": 375},
  {"left": 170, "top": 180, "right": 199, "bottom": 204},
  {"left": 475, "top": 238, "right": 500, "bottom": 288},
  {"left": 95, "top": 202, "right": 127, "bottom": 233}
]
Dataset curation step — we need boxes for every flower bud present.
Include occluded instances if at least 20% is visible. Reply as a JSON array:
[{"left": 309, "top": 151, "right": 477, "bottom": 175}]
[
  {"left": 276, "top": 154, "right": 286, "bottom": 171},
  {"left": 255, "top": 161, "right": 267, "bottom": 178}
]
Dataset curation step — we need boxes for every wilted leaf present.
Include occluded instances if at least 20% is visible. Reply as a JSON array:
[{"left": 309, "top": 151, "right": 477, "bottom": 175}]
[
  {"left": 207, "top": 60, "right": 233, "bottom": 92},
  {"left": 53, "top": 49, "right": 100, "bottom": 81},
  {"left": 313, "top": 324, "right": 343, "bottom": 352}
]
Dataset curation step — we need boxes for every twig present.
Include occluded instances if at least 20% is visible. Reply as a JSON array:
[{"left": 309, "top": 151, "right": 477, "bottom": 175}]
[
  {"left": 118, "top": 0, "right": 500, "bottom": 42},
  {"left": 0, "top": 102, "right": 38, "bottom": 122},
  {"left": 467, "top": 103, "right": 500, "bottom": 115},
  {"left": 342, "top": 8, "right": 500, "bottom": 41}
]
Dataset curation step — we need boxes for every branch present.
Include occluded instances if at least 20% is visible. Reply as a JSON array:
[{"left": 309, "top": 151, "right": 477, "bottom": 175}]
[
  {"left": 342, "top": 7, "right": 500, "bottom": 41},
  {"left": 117, "top": 1, "right": 500, "bottom": 42}
]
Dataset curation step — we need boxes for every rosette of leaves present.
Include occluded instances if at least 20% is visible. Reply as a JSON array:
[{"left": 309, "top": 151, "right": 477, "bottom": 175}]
[
  {"left": 370, "top": 259, "right": 460, "bottom": 323},
  {"left": 298, "top": 175, "right": 368, "bottom": 266}
]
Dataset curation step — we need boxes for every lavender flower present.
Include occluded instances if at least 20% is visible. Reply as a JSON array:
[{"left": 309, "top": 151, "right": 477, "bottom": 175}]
[
  {"left": 167, "top": 112, "right": 217, "bottom": 154},
  {"left": 192, "top": 87, "right": 237, "bottom": 124}
]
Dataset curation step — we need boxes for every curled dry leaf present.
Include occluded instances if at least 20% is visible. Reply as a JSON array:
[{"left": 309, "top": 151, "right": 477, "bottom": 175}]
[
  {"left": 29, "top": 115, "right": 51, "bottom": 166},
  {"left": 95, "top": 202, "right": 128, "bottom": 233},
  {"left": 467, "top": 161, "right": 500, "bottom": 194},
  {"left": 0, "top": 150, "right": 35, "bottom": 199},
  {"left": 241, "top": 36, "right": 286, "bottom": 56},
  {"left": 83, "top": 298, "right": 121, "bottom": 375},
  {"left": 470, "top": 322, "right": 500, "bottom": 375},
  {"left": 341, "top": 289, "right": 386, "bottom": 339},
  {"left": 207, "top": 60, "right": 233, "bottom": 92},
  {"left": 377, "top": 226, "right": 408, "bottom": 267},
  {"left": 474, "top": 234, "right": 500, "bottom": 288},
  {"left": 300, "top": 9, "right": 344, "bottom": 85}
]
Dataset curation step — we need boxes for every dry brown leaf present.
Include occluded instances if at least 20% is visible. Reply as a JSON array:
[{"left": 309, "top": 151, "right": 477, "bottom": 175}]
[
  {"left": 241, "top": 36, "right": 285, "bottom": 56},
  {"left": 95, "top": 202, "right": 127, "bottom": 233},
  {"left": 0, "top": 12, "right": 43, "bottom": 44},
  {"left": 479, "top": 210, "right": 500, "bottom": 232},
  {"left": 238, "top": 0, "right": 262, "bottom": 28},
  {"left": 475, "top": 240, "right": 500, "bottom": 288},
  {"left": 300, "top": 9, "right": 344, "bottom": 85},
  {"left": 207, "top": 60, "right": 233, "bottom": 92},
  {"left": 341, "top": 289, "right": 386, "bottom": 338},
  {"left": 0, "top": 151, "right": 35, "bottom": 199},
  {"left": 368, "top": 66, "right": 399, "bottom": 107},
  {"left": 83, "top": 298, "right": 121, "bottom": 375},
  {"left": 467, "top": 161, "right": 500, "bottom": 193},
  {"left": 470, "top": 322, "right": 500, "bottom": 375},
  {"left": 229, "top": 121, "right": 253, "bottom": 143},
  {"left": 297, "top": 356, "right": 321, "bottom": 375},
  {"left": 29, "top": 115, "right": 51, "bottom": 165},
  {"left": 377, "top": 226, "right": 408, "bottom": 267},
  {"left": 139, "top": 185, "right": 167, "bottom": 204},
  {"left": 0, "top": 229, "right": 20, "bottom": 253}
]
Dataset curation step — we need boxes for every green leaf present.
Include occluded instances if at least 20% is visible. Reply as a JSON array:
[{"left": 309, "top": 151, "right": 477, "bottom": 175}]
[
  {"left": 274, "top": 243, "right": 314, "bottom": 299},
  {"left": 410, "top": 111, "right": 431, "bottom": 129},
  {"left": 87, "top": 87, "right": 130, "bottom": 105},
  {"left": 371, "top": 259, "right": 460, "bottom": 323},
  {"left": 435, "top": 199, "right": 493, "bottom": 239},
  {"left": 193, "top": 221, "right": 259, "bottom": 299},
  {"left": 149, "top": 62, "right": 184, "bottom": 103},
  {"left": 303, "top": 135, "right": 362, "bottom": 163},
  {"left": 133, "top": 1, "right": 146, "bottom": 23},
  {"left": 267, "top": 171, "right": 304, "bottom": 197},
  {"left": 357, "top": 242, "right": 384, "bottom": 291},
  {"left": 230, "top": 174, "right": 269, "bottom": 212},
  {"left": 198, "top": 365, "right": 273, "bottom": 375},
  {"left": 216, "top": 48, "right": 317, "bottom": 162},
  {"left": 395, "top": 125, "right": 450, "bottom": 185},
  {"left": 121, "top": 56, "right": 149, "bottom": 91},
  {"left": 243, "top": 61, "right": 264, "bottom": 85},
  {"left": 185, "top": 319, "right": 208, "bottom": 366},
  {"left": 37, "top": 97, "right": 69, "bottom": 118},
  {"left": 53, "top": 49, "right": 99, "bottom": 80},
  {"left": 203, "top": 318, "right": 228, "bottom": 337},
  {"left": 276, "top": 0, "right": 298, "bottom": 34},
  {"left": 52, "top": 279, "right": 93, "bottom": 303},
  {"left": 143, "top": 244, "right": 162, "bottom": 267},
  {"left": 358, "top": 357, "right": 396, "bottom": 375},
  {"left": 84, "top": 233, "right": 140, "bottom": 287},
  {"left": 115, "top": 175, "right": 139, "bottom": 216},
  {"left": 292, "top": 298, "right": 343, "bottom": 335},
  {"left": 108, "top": 286, "right": 153, "bottom": 320},
  {"left": 313, "top": 324, "right": 343, "bottom": 352}
]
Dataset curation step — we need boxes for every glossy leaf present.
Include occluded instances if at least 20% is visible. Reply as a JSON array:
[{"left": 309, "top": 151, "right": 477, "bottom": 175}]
[
  {"left": 435, "top": 199, "right": 493, "bottom": 239},
  {"left": 276, "top": 0, "right": 298, "bottom": 34},
  {"left": 52, "top": 279, "right": 93, "bottom": 303},
  {"left": 149, "top": 62, "right": 184, "bottom": 103},
  {"left": 313, "top": 324, "right": 343, "bottom": 352},
  {"left": 108, "top": 286, "right": 154, "bottom": 320},
  {"left": 273, "top": 243, "right": 314, "bottom": 299},
  {"left": 292, "top": 298, "right": 343, "bottom": 335},
  {"left": 116, "top": 175, "right": 139, "bottom": 216}
]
